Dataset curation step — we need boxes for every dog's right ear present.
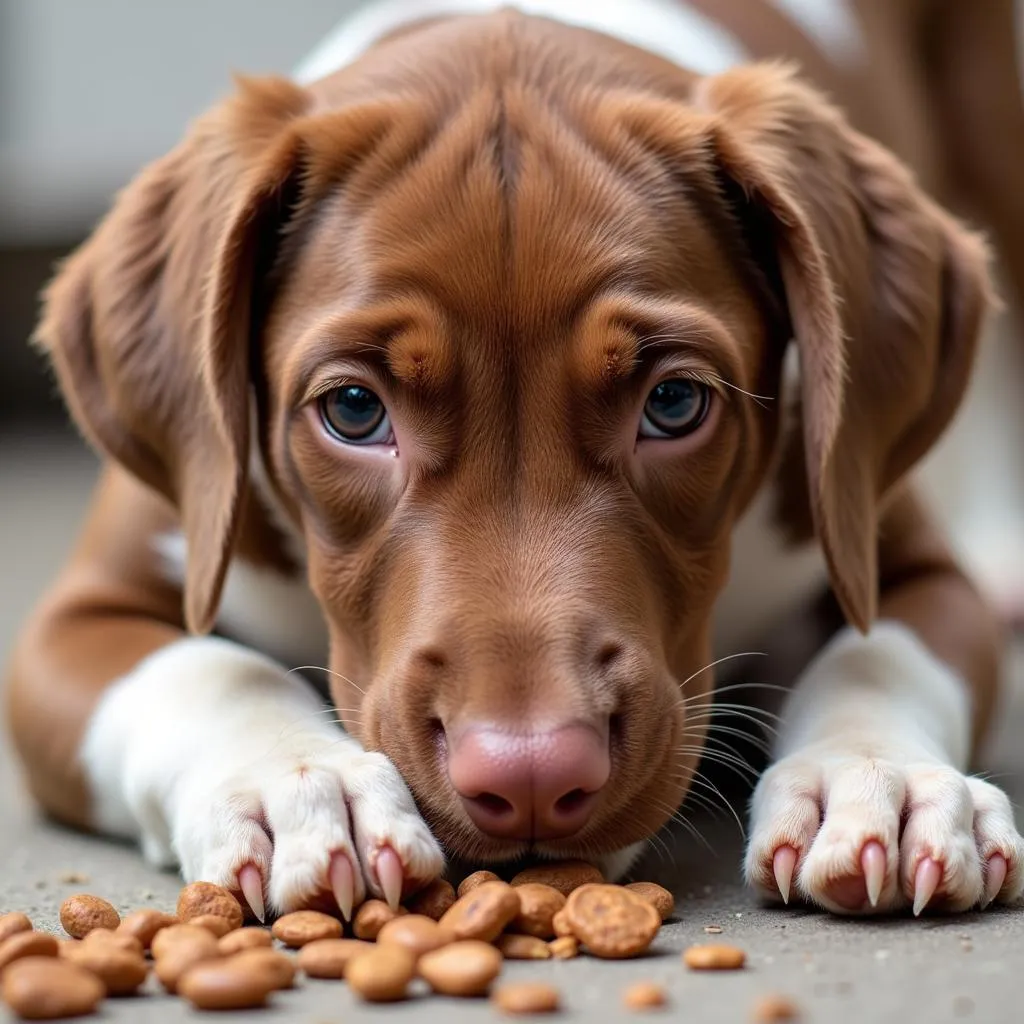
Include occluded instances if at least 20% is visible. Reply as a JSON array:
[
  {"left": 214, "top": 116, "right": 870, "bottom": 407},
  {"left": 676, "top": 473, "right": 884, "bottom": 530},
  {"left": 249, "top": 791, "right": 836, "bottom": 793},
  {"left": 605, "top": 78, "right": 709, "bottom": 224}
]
[{"left": 35, "top": 77, "right": 310, "bottom": 634}]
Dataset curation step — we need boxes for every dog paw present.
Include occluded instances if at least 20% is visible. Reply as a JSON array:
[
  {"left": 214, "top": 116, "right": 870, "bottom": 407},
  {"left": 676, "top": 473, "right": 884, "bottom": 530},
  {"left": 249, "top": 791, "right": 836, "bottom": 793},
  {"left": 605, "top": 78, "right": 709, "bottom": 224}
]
[
  {"left": 171, "top": 743, "right": 444, "bottom": 920},
  {"left": 745, "top": 752, "right": 1024, "bottom": 915}
]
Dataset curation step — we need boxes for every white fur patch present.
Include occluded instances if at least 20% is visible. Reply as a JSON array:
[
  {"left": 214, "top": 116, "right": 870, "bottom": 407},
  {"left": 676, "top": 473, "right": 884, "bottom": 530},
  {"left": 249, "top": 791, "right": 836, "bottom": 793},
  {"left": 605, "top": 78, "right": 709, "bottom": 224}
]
[
  {"left": 78, "top": 636, "right": 442, "bottom": 911},
  {"left": 153, "top": 532, "right": 329, "bottom": 671},
  {"left": 294, "top": 0, "right": 749, "bottom": 85}
]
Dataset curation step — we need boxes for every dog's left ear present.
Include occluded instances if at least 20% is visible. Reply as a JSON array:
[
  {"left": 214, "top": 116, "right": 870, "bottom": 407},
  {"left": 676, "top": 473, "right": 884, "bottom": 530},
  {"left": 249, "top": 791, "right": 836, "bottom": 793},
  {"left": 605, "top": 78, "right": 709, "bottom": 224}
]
[{"left": 626, "top": 64, "right": 994, "bottom": 630}]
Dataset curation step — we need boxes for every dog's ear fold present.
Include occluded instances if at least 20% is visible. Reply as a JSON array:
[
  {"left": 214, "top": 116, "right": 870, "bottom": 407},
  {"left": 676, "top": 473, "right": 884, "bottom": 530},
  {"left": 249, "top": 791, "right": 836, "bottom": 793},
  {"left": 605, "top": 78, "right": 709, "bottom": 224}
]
[
  {"left": 36, "top": 77, "right": 310, "bottom": 633},
  {"left": 692, "top": 64, "right": 993, "bottom": 630}
]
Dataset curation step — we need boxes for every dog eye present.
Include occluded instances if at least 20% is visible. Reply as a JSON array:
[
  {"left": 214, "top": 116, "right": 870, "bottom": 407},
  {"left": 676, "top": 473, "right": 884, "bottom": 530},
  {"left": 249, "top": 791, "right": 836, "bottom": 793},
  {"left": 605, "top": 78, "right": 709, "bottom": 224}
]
[
  {"left": 319, "top": 386, "right": 392, "bottom": 445},
  {"left": 639, "top": 378, "right": 711, "bottom": 438}
]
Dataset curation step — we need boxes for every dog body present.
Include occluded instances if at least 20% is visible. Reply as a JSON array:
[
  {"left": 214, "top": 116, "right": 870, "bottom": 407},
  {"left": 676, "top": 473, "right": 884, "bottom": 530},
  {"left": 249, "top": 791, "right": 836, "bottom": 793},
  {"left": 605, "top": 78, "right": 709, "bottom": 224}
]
[{"left": 7, "top": 1, "right": 1024, "bottom": 919}]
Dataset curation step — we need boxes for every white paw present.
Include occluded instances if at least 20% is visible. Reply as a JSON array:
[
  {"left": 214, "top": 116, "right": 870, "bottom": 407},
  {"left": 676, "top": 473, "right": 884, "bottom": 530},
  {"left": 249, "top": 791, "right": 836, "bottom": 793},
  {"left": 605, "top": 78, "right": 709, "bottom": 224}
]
[
  {"left": 745, "top": 752, "right": 1024, "bottom": 915},
  {"left": 172, "top": 742, "right": 444, "bottom": 919}
]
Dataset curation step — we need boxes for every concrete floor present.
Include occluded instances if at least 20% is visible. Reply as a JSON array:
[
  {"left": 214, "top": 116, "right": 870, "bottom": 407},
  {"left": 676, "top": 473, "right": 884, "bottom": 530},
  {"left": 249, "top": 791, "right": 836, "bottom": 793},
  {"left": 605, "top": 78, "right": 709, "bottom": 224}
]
[{"left": 2, "top": 428, "right": 1024, "bottom": 1023}]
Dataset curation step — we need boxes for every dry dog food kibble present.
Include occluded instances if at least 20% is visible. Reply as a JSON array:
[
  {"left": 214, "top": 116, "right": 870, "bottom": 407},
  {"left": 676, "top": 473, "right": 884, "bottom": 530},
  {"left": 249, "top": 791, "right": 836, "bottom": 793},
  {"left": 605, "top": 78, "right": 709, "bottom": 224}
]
[
  {"left": 0, "top": 913, "right": 32, "bottom": 944},
  {"left": 496, "top": 934, "right": 552, "bottom": 959},
  {"left": 2, "top": 956, "right": 105, "bottom": 1020},
  {"left": 176, "top": 883, "right": 243, "bottom": 931},
  {"left": 683, "top": 944, "right": 747, "bottom": 971},
  {"left": 377, "top": 914, "right": 453, "bottom": 958},
  {"left": 551, "top": 908, "right": 573, "bottom": 937},
  {"left": 154, "top": 931, "right": 222, "bottom": 993},
  {"left": 61, "top": 941, "right": 148, "bottom": 996},
  {"left": 346, "top": 944, "right": 416, "bottom": 1002},
  {"left": 115, "top": 909, "right": 178, "bottom": 951},
  {"left": 509, "top": 884, "right": 566, "bottom": 939},
  {"left": 623, "top": 981, "right": 668, "bottom": 1010},
  {"left": 563, "top": 885, "right": 661, "bottom": 959},
  {"left": 418, "top": 940, "right": 503, "bottom": 997},
  {"left": 230, "top": 948, "right": 296, "bottom": 990},
  {"left": 217, "top": 927, "right": 273, "bottom": 955},
  {"left": 493, "top": 981, "right": 562, "bottom": 1015},
  {"left": 296, "top": 938, "right": 374, "bottom": 979},
  {"left": 439, "top": 881, "right": 521, "bottom": 942},
  {"left": 353, "top": 899, "right": 404, "bottom": 940},
  {"left": 624, "top": 882, "right": 674, "bottom": 922},
  {"left": 271, "top": 910, "right": 343, "bottom": 948},
  {"left": 58, "top": 895, "right": 119, "bottom": 939},
  {"left": 190, "top": 914, "right": 233, "bottom": 938},
  {"left": 0, "top": 932, "right": 60, "bottom": 974},
  {"left": 457, "top": 870, "right": 501, "bottom": 898},
  {"left": 178, "top": 957, "right": 275, "bottom": 1010},
  {"left": 405, "top": 878, "right": 457, "bottom": 920},
  {"left": 150, "top": 923, "right": 216, "bottom": 960},
  {"left": 752, "top": 993, "right": 801, "bottom": 1022},
  {"left": 81, "top": 928, "right": 143, "bottom": 957},
  {"left": 548, "top": 936, "right": 579, "bottom": 959},
  {"left": 510, "top": 861, "right": 603, "bottom": 896}
]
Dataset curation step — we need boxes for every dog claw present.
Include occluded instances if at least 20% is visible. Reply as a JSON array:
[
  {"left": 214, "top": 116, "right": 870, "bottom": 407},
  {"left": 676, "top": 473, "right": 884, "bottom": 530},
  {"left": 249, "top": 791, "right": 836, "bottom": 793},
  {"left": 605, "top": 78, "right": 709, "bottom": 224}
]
[
  {"left": 329, "top": 851, "right": 356, "bottom": 922},
  {"left": 913, "top": 857, "right": 942, "bottom": 916},
  {"left": 238, "top": 863, "right": 265, "bottom": 923},
  {"left": 376, "top": 845, "right": 404, "bottom": 910},
  {"left": 861, "top": 841, "right": 886, "bottom": 908},
  {"left": 772, "top": 846, "right": 798, "bottom": 904},
  {"left": 982, "top": 853, "right": 1007, "bottom": 908}
]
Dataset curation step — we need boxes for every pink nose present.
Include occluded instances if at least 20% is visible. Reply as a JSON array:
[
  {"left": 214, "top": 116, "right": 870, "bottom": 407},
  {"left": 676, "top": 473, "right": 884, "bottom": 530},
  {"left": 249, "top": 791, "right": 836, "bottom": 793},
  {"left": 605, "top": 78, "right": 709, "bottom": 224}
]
[{"left": 446, "top": 725, "right": 610, "bottom": 841}]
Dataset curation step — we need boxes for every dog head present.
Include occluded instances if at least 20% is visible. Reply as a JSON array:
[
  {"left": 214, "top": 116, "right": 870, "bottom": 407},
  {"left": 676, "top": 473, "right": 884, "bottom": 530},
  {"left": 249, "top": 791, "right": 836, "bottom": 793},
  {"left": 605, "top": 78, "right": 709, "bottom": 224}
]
[{"left": 38, "top": 15, "right": 990, "bottom": 864}]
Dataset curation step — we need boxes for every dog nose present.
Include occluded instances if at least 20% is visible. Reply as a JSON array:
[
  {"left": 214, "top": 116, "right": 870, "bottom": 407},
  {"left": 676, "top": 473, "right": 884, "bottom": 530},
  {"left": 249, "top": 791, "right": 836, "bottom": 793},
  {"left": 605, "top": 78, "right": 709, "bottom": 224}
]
[{"left": 446, "top": 725, "right": 610, "bottom": 841}]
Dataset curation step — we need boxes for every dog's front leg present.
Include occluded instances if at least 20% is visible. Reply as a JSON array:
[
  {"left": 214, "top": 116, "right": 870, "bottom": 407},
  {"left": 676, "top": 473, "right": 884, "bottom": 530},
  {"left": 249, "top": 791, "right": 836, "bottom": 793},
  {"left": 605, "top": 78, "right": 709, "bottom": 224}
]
[
  {"left": 745, "top": 491, "right": 1024, "bottom": 914},
  {"left": 80, "top": 637, "right": 443, "bottom": 918}
]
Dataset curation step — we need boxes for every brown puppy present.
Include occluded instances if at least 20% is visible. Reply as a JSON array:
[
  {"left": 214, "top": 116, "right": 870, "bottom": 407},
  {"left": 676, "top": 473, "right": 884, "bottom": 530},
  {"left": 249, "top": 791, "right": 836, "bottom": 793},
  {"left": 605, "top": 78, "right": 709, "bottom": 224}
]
[{"left": 7, "top": 4, "right": 1022, "bottom": 919}]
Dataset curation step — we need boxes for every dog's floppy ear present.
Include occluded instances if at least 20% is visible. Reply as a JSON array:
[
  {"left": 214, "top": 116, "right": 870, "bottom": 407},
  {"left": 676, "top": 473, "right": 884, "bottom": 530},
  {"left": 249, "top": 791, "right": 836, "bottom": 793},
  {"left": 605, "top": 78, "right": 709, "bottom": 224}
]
[
  {"left": 659, "top": 63, "right": 991, "bottom": 631},
  {"left": 36, "top": 77, "right": 310, "bottom": 633}
]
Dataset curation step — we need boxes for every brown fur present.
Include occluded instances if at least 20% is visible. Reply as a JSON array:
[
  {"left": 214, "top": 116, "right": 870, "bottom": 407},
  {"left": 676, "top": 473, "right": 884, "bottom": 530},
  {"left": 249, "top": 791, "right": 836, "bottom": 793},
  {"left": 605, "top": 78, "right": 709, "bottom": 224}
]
[{"left": 7, "top": 10, "right": 999, "bottom": 861}]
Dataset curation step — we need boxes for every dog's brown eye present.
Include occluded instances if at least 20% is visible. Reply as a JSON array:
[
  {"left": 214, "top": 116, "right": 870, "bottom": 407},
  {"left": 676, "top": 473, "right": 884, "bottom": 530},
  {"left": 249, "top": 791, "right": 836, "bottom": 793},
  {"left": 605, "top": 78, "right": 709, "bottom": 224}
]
[
  {"left": 319, "top": 386, "right": 391, "bottom": 445},
  {"left": 640, "top": 378, "right": 711, "bottom": 439}
]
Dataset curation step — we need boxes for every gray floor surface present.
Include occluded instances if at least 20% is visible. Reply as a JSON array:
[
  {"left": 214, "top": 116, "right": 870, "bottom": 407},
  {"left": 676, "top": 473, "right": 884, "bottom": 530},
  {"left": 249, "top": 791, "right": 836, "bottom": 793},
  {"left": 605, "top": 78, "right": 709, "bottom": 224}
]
[{"left": 2, "top": 429, "right": 1023, "bottom": 1023}]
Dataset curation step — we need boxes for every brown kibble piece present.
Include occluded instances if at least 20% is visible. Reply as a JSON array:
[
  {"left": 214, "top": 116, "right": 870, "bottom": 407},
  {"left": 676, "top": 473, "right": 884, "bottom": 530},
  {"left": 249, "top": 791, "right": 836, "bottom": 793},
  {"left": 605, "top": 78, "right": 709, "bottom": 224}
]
[
  {"left": 683, "top": 944, "right": 747, "bottom": 971},
  {"left": 457, "top": 870, "right": 501, "bottom": 898},
  {"left": 2, "top": 956, "right": 105, "bottom": 1019},
  {"left": 493, "top": 981, "right": 561, "bottom": 1015},
  {"left": 178, "top": 958, "right": 274, "bottom": 1010},
  {"left": 230, "top": 948, "right": 296, "bottom": 990},
  {"left": 405, "top": 878, "right": 457, "bottom": 920},
  {"left": 377, "top": 915, "right": 453, "bottom": 958},
  {"left": 509, "top": 884, "right": 566, "bottom": 939},
  {"left": 0, "top": 913, "right": 32, "bottom": 944},
  {"left": 418, "top": 940, "right": 503, "bottom": 997},
  {"left": 552, "top": 908, "right": 573, "bottom": 937},
  {"left": 563, "top": 885, "right": 660, "bottom": 959},
  {"left": 625, "top": 882, "right": 674, "bottom": 922},
  {"left": 510, "top": 860, "right": 603, "bottom": 897},
  {"left": 176, "top": 882, "right": 243, "bottom": 931},
  {"left": 353, "top": 899, "right": 404, "bottom": 940},
  {"left": 752, "top": 993, "right": 801, "bottom": 1022},
  {"left": 81, "top": 928, "right": 144, "bottom": 957},
  {"left": 439, "top": 881, "right": 520, "bottom": 942},
  {"left": 59, "top": 894, "right": 120, "bottom": 938},
  {"left": 496, "top": 934, "right": 551, "bottom": 960},
  {"left": 62, "top": 941, "right": 148, "bottom": 996},
  {"left": 624, "top": 981, "right": 668, "bottom": 1010},
  {"left": 190, "top": 914, "right": 233, "bottom": 938},
  {"left": 116, "top": 909, "right": 177, "bottom": 951},
  {"left": 218, "top": 927, "right": 273, "bottom": 955},
  {"left": 296, "top": 938, "right": 374, "bottom": 979},
  {"left": 271, "top": 910, "right": 343, "bottom": 948},
  {"left": 548, "top": 936, "right": 579, "bottom": 960},
  {"left": 346, "top": 944, "right": 416, "bottom": 1002},
  {"left": 151, "top": 923, "right": 217, "bottom": 960},
  {"left": 154, "top": 932, "right": 222, "bottom": 992},
  {"left": 0, "top": 932, "right": 59, "bottom": 974}
]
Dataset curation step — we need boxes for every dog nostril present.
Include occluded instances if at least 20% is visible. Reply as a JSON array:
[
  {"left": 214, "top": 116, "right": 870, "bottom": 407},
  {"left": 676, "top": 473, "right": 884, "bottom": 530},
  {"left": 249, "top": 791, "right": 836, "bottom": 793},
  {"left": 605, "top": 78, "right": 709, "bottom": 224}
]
[
  {"left": 553, "top": 788, "right": 589, "bottom": 816},
  {"left": 474, "top": 792, "right": 514, "bottom": 817}
]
